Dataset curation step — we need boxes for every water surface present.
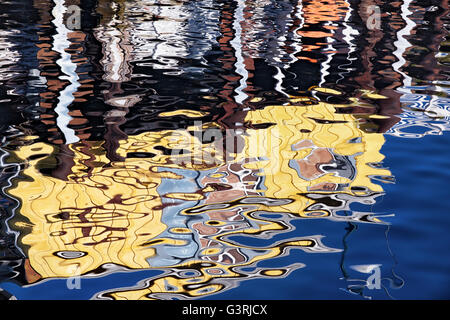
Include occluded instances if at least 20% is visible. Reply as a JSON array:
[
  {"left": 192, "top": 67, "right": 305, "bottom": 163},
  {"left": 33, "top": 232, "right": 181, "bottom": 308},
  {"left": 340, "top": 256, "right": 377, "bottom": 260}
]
[{"left": 0, "top": 0, "right": 449, "bottom": 300}]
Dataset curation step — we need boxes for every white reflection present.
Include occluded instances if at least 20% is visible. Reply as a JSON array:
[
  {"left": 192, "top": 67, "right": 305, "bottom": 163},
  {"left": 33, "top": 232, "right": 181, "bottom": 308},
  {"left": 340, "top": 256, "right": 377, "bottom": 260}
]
[
  {"left": 52, "top": 0, "right": 80, "bottom": 144},
  {"left": 230, "top": 0, "right": 249, "bottom": 104}
]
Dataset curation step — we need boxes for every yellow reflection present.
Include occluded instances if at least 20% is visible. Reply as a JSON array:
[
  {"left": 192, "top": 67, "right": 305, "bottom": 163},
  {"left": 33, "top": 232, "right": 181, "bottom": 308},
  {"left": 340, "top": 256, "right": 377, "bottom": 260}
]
[
  {"left": 159, "top": 110, "right": 209, "bottom": 118},
  {"left": 7, "top": 96, "right": 392, "bottom": 299}
]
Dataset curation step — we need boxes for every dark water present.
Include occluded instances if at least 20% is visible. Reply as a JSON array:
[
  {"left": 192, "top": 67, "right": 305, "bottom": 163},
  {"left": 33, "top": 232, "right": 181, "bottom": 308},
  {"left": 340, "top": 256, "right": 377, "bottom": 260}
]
[{"left": 0, "top": 0, "right": 449, "bottom": 300}]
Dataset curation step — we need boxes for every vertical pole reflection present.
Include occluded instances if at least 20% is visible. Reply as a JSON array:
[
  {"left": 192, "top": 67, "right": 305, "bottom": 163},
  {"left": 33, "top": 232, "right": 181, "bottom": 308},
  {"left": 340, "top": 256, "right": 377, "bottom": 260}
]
[
  {"left": 337, "top": 0, "right": 358, "bottom": 84},
  {"left": 318, "top": 21, "right": 335, "bottom": 88},
  {"left": 339, "top": 221, "right": 357, "bottom": 284},
  {"left": 230, "top": 0, "right": 249, "bottom": 104},
  {"left": 392, "top": 0, "right": 414, "bottom": 91},
  {"left": 51, "top": 0, "right": 80, "bottom": 145},
  {"left": 95, "top": 0, "right": 139, "bottom": 162}
]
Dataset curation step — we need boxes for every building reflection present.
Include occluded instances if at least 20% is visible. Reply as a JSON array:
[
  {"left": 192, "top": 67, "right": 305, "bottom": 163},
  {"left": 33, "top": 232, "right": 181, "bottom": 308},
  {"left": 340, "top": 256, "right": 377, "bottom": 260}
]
[{"left": 3, "top": 92, "right": 392, "bottom": 298}]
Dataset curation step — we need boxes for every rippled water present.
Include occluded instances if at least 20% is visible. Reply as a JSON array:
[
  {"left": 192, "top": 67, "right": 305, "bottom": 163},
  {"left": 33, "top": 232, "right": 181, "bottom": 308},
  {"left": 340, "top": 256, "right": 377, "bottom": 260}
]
[{"left": 0, "top": 0, "right": 449, "bottom": 300}]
